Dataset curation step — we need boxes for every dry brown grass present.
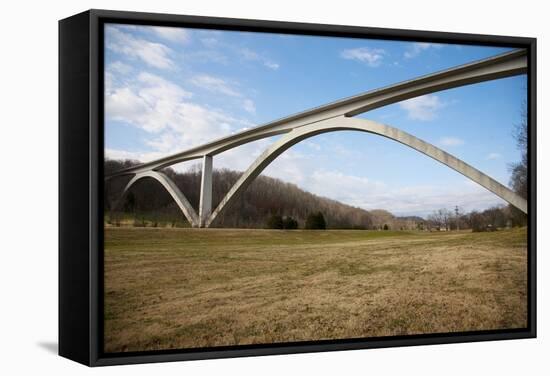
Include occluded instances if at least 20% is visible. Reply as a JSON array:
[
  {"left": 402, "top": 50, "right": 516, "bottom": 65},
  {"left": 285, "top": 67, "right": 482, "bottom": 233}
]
[{"left": 103, "top": 227, "right": 527, "bottom": 353}]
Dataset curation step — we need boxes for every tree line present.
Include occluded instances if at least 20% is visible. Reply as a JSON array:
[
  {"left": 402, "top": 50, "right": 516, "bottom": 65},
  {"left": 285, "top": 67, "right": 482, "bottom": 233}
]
[
  {"left": 104, "top": 160, "right": 375, "bottom": 229},
  {"left": 423, "top": 205, "right": 526, "bottom": 232}
]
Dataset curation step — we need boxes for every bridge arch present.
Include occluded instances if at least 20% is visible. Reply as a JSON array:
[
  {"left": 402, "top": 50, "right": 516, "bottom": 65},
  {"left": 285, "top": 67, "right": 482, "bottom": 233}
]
[
  {"left": 107, "top": 49, "right": 526, "bottom": 177},
  {"left": 117, "top": 170, "right": 199, "bottom": 227},
  {"left": 206, "top": 116, "right": 527, "bottom": 227}
]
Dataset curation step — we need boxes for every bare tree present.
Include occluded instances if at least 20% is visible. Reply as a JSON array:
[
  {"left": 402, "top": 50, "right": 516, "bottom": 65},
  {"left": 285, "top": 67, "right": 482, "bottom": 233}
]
[
  {"left": 428, "top": 209, "right": 453, "bottom": 231},
  {"left": 509, "top": 102, "right": 528, "bottom": 199}
]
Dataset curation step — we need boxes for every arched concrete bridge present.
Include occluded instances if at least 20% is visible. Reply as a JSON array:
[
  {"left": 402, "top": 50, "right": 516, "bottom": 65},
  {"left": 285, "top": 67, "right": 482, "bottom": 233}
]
[{"left": 107, "top": 49, "right": 528, "bottom": 227}]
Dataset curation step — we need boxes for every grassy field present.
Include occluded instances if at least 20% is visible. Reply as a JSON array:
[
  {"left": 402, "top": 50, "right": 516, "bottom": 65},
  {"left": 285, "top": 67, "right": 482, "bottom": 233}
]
[{"left": 103, "top": 227, "right": 527, "bottom": 353}]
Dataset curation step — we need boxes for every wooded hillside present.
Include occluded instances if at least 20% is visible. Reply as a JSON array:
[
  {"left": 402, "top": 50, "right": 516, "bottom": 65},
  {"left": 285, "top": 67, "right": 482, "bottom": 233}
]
[
  {"left": 104, "top": 159, "right": 407, "bottom": 229},
  {"left": 105, "top": 159, "right": 525, "bottom": 230}
]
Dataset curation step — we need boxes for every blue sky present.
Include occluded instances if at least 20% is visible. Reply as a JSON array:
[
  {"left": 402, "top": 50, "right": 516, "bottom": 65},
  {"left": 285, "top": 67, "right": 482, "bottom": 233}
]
[{"left": 104, "top": 24, "right": 526, "bottom": 217}]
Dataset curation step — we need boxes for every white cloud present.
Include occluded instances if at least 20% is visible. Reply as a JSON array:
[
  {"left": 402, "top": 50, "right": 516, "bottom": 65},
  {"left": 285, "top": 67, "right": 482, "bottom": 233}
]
[
  {"left": 243, "top": 99, "right": 256, "bottom": 114},
  {"left": 138, "top": 72, "right": 192, "bottom": 103},
  {"left": 108, "top": 61, "right": 133, "bottom": 75},
  {"left": 105, "top": 86, "right": 149, "bottom": 125},
  {"left": 190, "top": 74, "right": 257, "bottom": 114},
  {"left": 240, "top": 48, "right": 258, "bottom": 60},
  {"left": 308, "top": 170, "right": 386, "bottom": 202},
  {"left": 439, "top": 137, "right": 465, "bottom": 147},
  {"left": 296, "top": 169, "right": 505, "bottom": 217},
  {"left": 212, "top": 137, "right": 278, "bottom": 172},
  {"left": 190, "top": 74, "right": 240, "bottom": 97},
  {"left": 186, "top": 49, "right": 229, "bottom": 65},
  {"left": 105, "top": 148, "right": 167, "bottom": 164},
  {"left": 399, "top": 94, "right": 444, "bottom": 121},
  {"left": 200, "top": 37, "right": 218, "bottom": 47},
  {"left": 105, "top": 71, "right": 197, "bottom": 132},
  {"left": 340, "top": 47, "right": 385, "bottom": 67},
  {"left": 105, "top": 70, "right": 246, "bottom": 151},
  {"left": 329, "top": 143, "right": 361, "bottom": 159},
  {"left": 486, "top": 152, "right": 502, "bottom": 160},
  {"left": 190, "top": 74, "right": 258, "bottom": 115},
  {"left": 263, "top": 149, "right": 309, "bottom": 185},
  {"left": 190, "top": 38, "right": 279, "bottom": 69},
  {"left": 304, "top": 141, "right": 321, "bottom": 151},
  {"left": 149, "top": 26, "right": 190, "bottom": 43},
  {"left": 385, "top": 183, "right": 505, "bottom": 216},
  {"left": 404, "top": 42, "right": 443, "bottom": 59},
  {"left": 105, "top": 26, "right": 174, "bottom": 69},
  {"left": 240, "top": 48, "right": 280, "bottom": 70},
  {"left": 264, "top": 61, "right": 280, "bottom": 70},
  {"left": 105, "top": 71, "right": 115, "bottom": 93}
]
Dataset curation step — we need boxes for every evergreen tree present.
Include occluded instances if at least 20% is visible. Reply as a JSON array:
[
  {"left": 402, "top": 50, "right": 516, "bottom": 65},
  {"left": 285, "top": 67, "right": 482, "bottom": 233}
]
[
  {"left": 282, "top": 216, "right": 298, "bottom": 229},
  {"left": 266, "top": 214, "right": 283, "bottom": 229}
]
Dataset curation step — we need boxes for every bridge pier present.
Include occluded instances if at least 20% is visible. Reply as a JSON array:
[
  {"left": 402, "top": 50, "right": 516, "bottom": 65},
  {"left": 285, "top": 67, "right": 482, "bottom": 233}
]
[{"left": 199, "top": 155, "right": 213, "bottom": 227}]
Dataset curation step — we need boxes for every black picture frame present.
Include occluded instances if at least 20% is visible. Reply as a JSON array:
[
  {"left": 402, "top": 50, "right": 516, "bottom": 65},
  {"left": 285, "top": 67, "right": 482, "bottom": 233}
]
[{"left": 59, "top": 9, "right": 537, "bottom": 367}]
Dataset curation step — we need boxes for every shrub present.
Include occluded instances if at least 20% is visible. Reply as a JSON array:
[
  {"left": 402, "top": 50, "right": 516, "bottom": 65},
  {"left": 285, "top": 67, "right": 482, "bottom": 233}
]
[
  {"left": 282, "top": 216, "right": 298, "bottom": 229},
  {"left": 305, "top": 212, "right": 326, "bottom": 230}
]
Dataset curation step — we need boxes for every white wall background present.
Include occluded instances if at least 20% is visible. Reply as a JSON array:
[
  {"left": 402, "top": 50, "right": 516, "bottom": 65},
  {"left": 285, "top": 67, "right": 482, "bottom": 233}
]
[{"left": 0, "top": 0, "right": 547, "bottom": 374}]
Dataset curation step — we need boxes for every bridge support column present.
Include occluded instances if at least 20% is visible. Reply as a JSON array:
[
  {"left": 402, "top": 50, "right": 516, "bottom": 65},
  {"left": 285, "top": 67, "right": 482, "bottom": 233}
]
[{"left": 199, "top": 155, "right": 213, "bottom": 227}]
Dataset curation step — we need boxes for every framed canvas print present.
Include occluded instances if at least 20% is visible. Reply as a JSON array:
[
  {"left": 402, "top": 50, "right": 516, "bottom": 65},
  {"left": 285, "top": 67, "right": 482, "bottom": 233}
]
[{"left": 59, "top": 9, "right": 536, "bottom": 366}]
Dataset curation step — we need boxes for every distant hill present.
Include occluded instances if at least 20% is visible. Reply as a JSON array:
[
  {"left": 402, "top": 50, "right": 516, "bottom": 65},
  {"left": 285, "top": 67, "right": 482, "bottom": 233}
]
[{"left": 104, "top": 159, "right": 421, "bottom": 229}]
